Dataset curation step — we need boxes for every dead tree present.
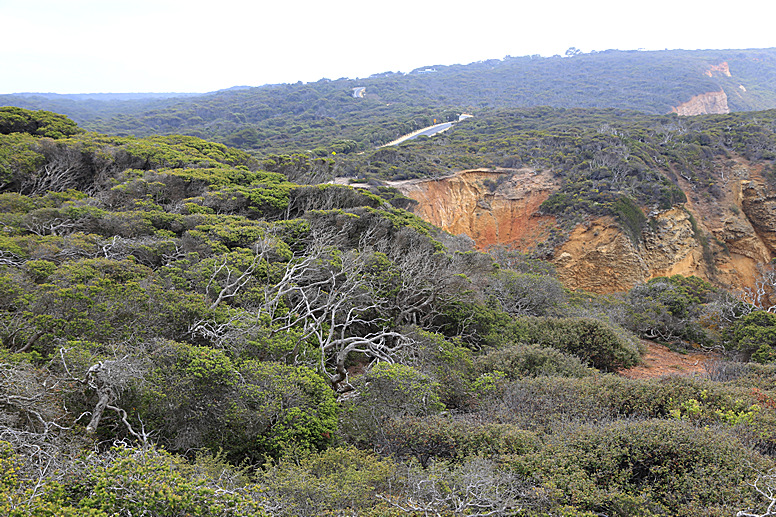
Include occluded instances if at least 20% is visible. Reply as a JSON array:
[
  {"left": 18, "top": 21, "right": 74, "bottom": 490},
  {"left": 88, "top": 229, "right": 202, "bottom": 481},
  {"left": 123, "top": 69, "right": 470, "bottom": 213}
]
[
  {"left": 742, "top": 264, "right": 776, "bottom": 313},
  {"left": 738, "top": 469, "right": 776, "bottom": 517}
]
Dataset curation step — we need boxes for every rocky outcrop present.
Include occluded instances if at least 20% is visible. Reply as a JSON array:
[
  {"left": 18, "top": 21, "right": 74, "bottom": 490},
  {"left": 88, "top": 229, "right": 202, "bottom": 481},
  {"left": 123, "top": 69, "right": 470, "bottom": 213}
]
[
  {"left": 394, "top": 163, "right": 776, "bottom": 294},
  {"left": 553, "top": 219, "right": 649, "bottom": 292},
  {"left": 552, "top": 208, "right": 708, "bottom": 293},
  {"left": 741, "top": 180, "right": 776, "bottom": 253},
  {"left": 671, "top": 90, "right": 730, "bottom": 116}
]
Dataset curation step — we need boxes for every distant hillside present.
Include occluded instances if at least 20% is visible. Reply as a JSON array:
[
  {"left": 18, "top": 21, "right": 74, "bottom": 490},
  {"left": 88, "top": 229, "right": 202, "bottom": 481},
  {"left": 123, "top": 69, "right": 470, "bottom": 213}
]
[
  {"left": 2, "top": 48, "right": 776, "bottom": 154},
  {"left": 10, "top": 92, "right": 202, "bottom": 101}
]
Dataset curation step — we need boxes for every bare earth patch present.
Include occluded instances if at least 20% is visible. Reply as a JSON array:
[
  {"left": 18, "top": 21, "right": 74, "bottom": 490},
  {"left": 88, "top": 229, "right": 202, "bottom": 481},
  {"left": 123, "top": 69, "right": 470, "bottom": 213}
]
[{"left": 618, "top": 340, "right": 719, "bottom": 379}]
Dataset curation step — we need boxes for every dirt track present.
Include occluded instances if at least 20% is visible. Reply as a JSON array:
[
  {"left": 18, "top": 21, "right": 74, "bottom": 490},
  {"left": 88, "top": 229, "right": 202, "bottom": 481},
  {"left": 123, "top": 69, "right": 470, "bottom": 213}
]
[{"left": 618, "top": 341, "right": 718, "bottom": 379}]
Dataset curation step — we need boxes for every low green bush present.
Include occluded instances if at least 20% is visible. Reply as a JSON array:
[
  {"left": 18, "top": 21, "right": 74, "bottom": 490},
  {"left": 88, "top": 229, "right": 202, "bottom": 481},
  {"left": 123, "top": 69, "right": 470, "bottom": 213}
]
[
  {"left": 136, "top": 344, "right": 337, "bottom": 462},
  {"left": 624, "top": 276, "right": 717, "bottom": 347},
  {"left": 487, "top": 374, "right": 776, "bottom": 439},
  {"left": 377, "top": 416, "right": 538, "bottom": 467},
  {"left": 509, "top": 419, "right": 769, "bottom": 516},
  {"left": 255, "top": 446, "right": 401, "bottom": 517},
  {"left": 0, "top": 443, "right": 265, "bottom": 517},
  {"left": 488, "top": 316, "right": 642, "bottom": 371},
  {"left": 475, "top": 342, "right": 595, "bottom": 378},
  {"left": 728, "top": 310, "right": 776, "bottom": 362}
]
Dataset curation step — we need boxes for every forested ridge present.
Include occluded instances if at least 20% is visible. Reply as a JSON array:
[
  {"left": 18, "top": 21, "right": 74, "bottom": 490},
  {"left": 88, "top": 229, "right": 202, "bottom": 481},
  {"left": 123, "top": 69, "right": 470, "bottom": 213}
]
[
  {"left": 4, "top": 105, "right": 776, "bottom": 516},
  {"left": 3, "top": 48, "right": 776, "bottom": 155}
]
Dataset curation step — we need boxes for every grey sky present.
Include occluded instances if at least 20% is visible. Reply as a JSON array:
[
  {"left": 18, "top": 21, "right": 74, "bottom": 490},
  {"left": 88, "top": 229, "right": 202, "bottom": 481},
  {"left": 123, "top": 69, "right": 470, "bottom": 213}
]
[{"left": 2, "top": 0, "right": 774, "bottom": 94}]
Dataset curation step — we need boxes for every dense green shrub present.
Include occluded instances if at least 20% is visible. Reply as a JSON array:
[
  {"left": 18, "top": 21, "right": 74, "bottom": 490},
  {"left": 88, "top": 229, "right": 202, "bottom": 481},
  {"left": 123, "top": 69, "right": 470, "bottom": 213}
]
[
  {"left": 136, "top": 343, "right": 337, "bottom": 462},
  {"left": 76, "top": 446, "right": 265, "bottom": 516},
  {"left": 490, "top": 316, "right": 642, "bottom": 371},
  {"left": 352, "top": 362, "right": 445, "bottom": 418},
  {"left": 406, "top": 328, "right": 474, "bottom": 409},
  {"left": 485, "top": 270, "right": 568, "bottom": 317},
  {"left": 0, "top": 443, "right": 265, "bottom": 517},
  {"left": 728, "top": 311, "right": 776, "bottom": 362},
  {"left": 612, "top": 195, "right": 647, "bottom": 244},
  {"left": 475, "top": 342, "right": 595, "bottom": 379},
  {"left": 0, "top": 107, "right": 81, "bottom": 139},
  {"left": 624, "top": 275, "right": 716, "bottom": 346},
  {"left": 255, "top": 446, "right": 401, "bottom": 517},
  {"left": 377, "top": 416, "right": 538, "bottom": 467},
  {"left": 510, "top": 419, "right": 768, "bottom": 516}
]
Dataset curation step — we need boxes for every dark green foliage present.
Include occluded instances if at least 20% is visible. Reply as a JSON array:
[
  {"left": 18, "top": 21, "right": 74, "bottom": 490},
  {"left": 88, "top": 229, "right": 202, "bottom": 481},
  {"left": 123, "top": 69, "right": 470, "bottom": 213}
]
[
  {"left": 475, "top": 343, "right": 595, "bottom": 379},
  {"left": 406, "top": 329, "right": 474, "bottom": 409},
  {"left": 624, "top": 275, "right": 717, "bottom": 346},
  {"left": 254, "top": 446, "right": 401, "bottom": 517},
  {"left": 239, "top": 360, "right": 339, "bottom": 460},
  {"left": 612, "top": 195, "right": 646, "bottom": 243},
  {"left": 378, "top": 416, "right": 538, "bottom": 467},
  {"left": 338, "top": 362, "right": 445, "bottom": 448},
  {"left": 137, "top": 343, "right": 338, "bottom": 462},
  {"left": 359, "top": 362, "right": 445, "bottom": 418},
  {"left": 38, "top": 445, "right": 264, "bottom": 516},
  {"left": 483, "top": 374, "right": 776, "bottom": 446},
  {"left": 261, "top": 153, "right": 334, "bottom": 184},
  {"left": 286, "top": 183, "right": 384, "bottom": 218},
  {"left": 510, "top": 419, "right": 767, "bottom": 516},
  {"left": 729, "top": 311, "right": 776, "bottom": 362},
  {"left": 490, "top": 316, "right": 641, "bottom": 371},
  {"left": 485, "top": 270, "right": 568, "bottom": 317}
]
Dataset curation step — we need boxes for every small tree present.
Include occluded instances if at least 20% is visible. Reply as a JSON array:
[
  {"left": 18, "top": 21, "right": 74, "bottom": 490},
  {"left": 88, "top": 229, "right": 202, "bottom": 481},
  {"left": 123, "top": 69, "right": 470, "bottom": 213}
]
[
  {"left": 729, "top": 311, "right": 776, "bottom": 363},
  {"left": 486, "top": 270, "right": 567, "bottom": 317}
]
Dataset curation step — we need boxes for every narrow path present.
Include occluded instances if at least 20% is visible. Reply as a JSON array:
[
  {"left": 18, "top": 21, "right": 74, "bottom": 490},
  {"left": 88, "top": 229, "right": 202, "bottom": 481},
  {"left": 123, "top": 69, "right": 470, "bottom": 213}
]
[{"left": 618, "top": 341, "right": 718, "bottom": 379}]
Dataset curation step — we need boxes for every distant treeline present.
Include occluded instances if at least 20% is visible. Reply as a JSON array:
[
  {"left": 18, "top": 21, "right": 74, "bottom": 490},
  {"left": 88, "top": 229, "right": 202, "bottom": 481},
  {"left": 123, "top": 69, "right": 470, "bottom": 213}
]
[{"left": 2, "top": 48, "right": 776, "bottom": 155}]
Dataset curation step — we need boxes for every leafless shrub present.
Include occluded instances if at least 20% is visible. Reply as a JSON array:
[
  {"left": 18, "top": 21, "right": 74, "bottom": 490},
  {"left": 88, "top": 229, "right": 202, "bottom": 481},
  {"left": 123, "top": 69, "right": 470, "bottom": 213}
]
[
  {"left": 380, "top": 456, "right": 550, "bottom": 516},
  {"left": 703, "top": 358, "right": 749, "bottom": 382}
]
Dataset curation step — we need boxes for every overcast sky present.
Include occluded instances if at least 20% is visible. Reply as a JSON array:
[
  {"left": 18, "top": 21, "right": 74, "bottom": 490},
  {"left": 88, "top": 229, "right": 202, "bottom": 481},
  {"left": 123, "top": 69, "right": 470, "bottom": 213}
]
[{"left": 2, "top": 0, "right": 774, "bottom": 94}]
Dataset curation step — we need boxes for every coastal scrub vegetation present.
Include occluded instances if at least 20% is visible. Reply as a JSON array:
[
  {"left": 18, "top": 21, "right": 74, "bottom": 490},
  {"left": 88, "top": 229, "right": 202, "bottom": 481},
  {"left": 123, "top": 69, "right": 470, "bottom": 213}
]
[{"left": 2, "top": 108, "right": 776, "bottom": 516}]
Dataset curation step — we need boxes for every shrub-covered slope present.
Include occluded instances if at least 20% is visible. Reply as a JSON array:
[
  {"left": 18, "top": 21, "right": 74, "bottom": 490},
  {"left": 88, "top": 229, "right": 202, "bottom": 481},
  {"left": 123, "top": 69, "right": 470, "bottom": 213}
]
[{"left": 2, "top": 109, "right": 776, "bottom": 516}]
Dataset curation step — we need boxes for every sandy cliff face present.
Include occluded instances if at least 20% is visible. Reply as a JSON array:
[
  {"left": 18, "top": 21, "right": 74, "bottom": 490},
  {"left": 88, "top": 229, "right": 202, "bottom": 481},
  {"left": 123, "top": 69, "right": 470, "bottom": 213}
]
[
  {"left": 671, "top": 90, "right": 730, "bottom": 116},
  {"left": 553, "top": 208, "right": 710, "bottom": 293},
  {"left": 394, "top": 163, "right": 776, "bottom": 293},
  {"left": 705, "top": 62, "right": 732, "bottom": 77},
  {"left": 390, "top": 168, "right": 558, "bottom": 249},
  {"left": 740, "top": 180, "right": 776, "bottom": 252}
]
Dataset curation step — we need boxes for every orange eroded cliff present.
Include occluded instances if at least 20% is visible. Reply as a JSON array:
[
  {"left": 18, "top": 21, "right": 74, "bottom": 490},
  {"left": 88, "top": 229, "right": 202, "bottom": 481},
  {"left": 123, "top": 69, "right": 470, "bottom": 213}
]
[
  {"left": 671, "top": 90, "right": 730, "bottom": 116},
  {"left": 390, "top": 168, "right": 558, "bottom": 250},
  {"left": 395, "top": 161, "right": 776, "bottom": 294},
  {"left": 705, "top": 62, "right": 732, "bottom": 77}
]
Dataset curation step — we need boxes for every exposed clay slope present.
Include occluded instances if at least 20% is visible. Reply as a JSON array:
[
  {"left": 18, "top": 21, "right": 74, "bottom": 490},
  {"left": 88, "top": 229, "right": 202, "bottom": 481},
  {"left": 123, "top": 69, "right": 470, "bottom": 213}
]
[
  {"left": 618, "top": 341, "right": 717, "bottom": 379},
  {"left": 395, "top": 161, "right": 776, "bottom": 294},
  {"left": 553, "top": 165, "right": 776, "bottom": 292},
  {"left": 669, "top": 62, "right": 732, "bottom": 116},
  {"left": 390, "top": 168, "right": 558, "bottom": 250},
  {"left": 705, "top": 62, "right": 732, "bottom": 77},
  {"left": 671, "top": 90, "right": 730, "bottom": 116},
  {"left": 553, "top": 208, "right": 709, "bottom": 293}
]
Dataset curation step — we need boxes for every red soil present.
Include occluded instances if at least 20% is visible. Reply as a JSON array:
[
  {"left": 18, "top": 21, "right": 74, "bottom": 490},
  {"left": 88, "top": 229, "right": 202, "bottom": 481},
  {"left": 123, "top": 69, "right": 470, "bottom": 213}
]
[{"left": 618, "top": 341, "right": 719, "bottom": 380}]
